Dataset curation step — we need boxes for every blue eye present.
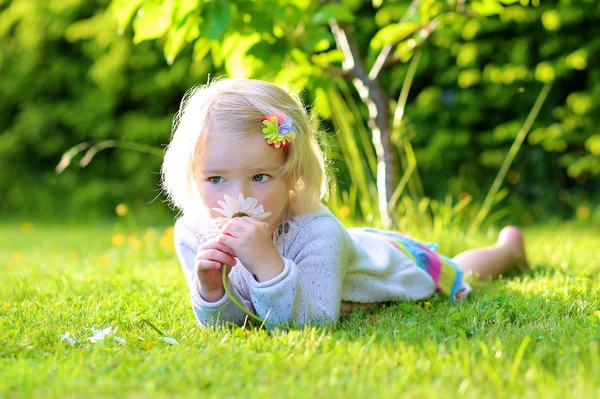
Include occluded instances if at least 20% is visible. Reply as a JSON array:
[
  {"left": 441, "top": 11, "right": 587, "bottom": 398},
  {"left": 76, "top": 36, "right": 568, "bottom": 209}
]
[
  {"left": 253, "top": 174, "right": 270, "bottom": 182},
  {"left": 209, "top": 176, "right": 224, "bottom": 183}
]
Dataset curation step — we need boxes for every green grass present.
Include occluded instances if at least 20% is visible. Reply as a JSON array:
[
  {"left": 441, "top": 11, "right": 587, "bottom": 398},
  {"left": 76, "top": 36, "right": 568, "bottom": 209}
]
[{"left": 1, "top": 221, "right": 599, "bottom": 398}]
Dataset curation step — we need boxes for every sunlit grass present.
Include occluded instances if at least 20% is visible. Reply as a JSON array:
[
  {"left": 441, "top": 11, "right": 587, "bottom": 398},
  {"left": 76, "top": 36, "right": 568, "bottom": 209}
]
[{"left": 1, "top": 221, "right": 599, "bottom": 398}]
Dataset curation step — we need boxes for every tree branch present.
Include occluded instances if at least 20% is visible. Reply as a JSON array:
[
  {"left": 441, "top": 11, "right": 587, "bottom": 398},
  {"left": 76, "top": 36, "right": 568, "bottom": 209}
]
[
  {"left": 328, "top": 18, "right": 397, "bottom": 227},
  {"left": 369, "top": 0, "right": 420, "bottom": 81},
  {"left": 381, "top": 17, "right": 439, "bottom": 69},
  {"left": 329, "top": 19, "right": 370, "bottom": 85},
  {"left": 323, "top": 66, "right": 354, "bottom": 79}
]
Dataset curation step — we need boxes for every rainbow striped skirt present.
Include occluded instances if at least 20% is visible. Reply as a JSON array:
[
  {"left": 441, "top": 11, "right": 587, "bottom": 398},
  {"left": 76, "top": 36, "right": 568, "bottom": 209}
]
[{"left": 357, "top": 228, "right": 471, "bottom": 300}]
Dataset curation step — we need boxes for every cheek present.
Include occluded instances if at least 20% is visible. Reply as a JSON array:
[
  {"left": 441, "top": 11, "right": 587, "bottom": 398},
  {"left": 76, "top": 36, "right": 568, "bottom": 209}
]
[
  {"left": 262, "top": 188, "right": 290, "bottom": 217},
  {"left": 196, "top": 184, "right": 221, "bottom": 212}
]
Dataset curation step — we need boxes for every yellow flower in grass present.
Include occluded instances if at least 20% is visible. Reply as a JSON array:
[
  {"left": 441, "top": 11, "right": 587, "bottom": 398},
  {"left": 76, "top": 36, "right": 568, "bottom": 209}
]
[
  {"left": 112, "top": 233, "right": 125, "bottom": 247},
  {"left": 338, "top": 205, "right": 350, "bottom": 218},
  {"left": 160, "top": 235, "right": 174, "bottom": 251},
  {"left": 163, "top": 226, "right": 174, "bottom": 236},
  {"left": 128, "top": 235, "right": 142, "bottom": 251},
  {"left": 12, "top": 252, "right": 21, "bottom": 261},
  {"left": 143, "top": 228, "right": 157, "bottom": 243},
  {"left": 576, "top": 206, "right": 590, "bottom": 220},
  {"left": 115, "top": 204, "right": 128, "bottom": 216},
  {"left": 3, "top": 303, "right": 11, "bottom": 309}
]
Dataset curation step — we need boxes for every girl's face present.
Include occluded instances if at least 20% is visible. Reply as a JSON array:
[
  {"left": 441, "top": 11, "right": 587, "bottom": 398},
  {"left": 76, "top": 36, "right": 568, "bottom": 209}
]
[{"left": 194, "top": 133, "right": 290, "bottom": 235}]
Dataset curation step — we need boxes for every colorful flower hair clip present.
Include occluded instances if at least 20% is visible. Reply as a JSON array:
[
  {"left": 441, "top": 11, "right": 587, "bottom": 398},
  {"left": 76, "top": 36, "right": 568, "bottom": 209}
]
[{"left": 262, "top": 112, "right": 296, "bottom": 148}]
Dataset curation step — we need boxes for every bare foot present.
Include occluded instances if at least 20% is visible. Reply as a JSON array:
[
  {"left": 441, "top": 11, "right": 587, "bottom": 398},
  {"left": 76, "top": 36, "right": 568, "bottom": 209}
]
[{"left": 497, "top": 226, "right": 529, "bottom": 269}]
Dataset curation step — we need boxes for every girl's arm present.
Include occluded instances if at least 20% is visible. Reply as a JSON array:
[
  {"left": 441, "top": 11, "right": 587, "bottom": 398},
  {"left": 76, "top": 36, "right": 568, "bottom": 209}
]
[
  {"left": 246, "top": 215, "right": 349, "bottom": 327},
  {"left": 174, "top": 219, "right": 254, "bottom": 327}
]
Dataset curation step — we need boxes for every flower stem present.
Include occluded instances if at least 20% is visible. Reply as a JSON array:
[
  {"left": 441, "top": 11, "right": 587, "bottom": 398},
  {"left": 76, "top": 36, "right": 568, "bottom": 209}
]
[{"left": 221, "top": 265, "right": 287, "bottom": 330}]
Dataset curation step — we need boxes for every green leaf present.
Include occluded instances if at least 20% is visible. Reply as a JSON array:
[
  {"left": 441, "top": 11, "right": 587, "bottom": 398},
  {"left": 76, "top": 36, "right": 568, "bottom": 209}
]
[
  {"left": 311, "top": 50, "right": 344, "bottom": 68},
  {"left": 301, "top": 30, "right": 333, "bottom": 53},
  {"left": 201, "top": 0, "right": 230, "bottom": 40},
  {"left": 174, "top": 0, "right": 200, "bottom": 21},
  {"left": 314, "top": 86, "right": 331, "bottom": 119},
  {"left": 164, "top": 15, "right": 200, "bottom": 63},
  {"left": 210, "top": 40, "right": 223, "bottom": 68},
  {"left": 223, "top": 33, "right": 262, "bottom": 78},
  {"left": 132, "top": 0, "right": 175, "bottom": 44},
  {"left": 535, "top": 61, "right": 555, "bottom": 83},
  {"left": 585, "top": 135, "right": 600, "bottom": 156},
  {"left": 192, "top": 37, "right": 211, "bottom": 62},
  {"left": 470, "top": 0, "right": 504, "bottom": 16},
  {"left": 309, "top": 3, "right": 355, "bottom": 26},
  {"left": 370, "top": 23, "right": 418, "bottom": 50},
  {"left": 111, "top": 0, "right": 145, "bottom": 30},
  {"left": 247, "top": 41, "right": 271, "bottom": 61}
]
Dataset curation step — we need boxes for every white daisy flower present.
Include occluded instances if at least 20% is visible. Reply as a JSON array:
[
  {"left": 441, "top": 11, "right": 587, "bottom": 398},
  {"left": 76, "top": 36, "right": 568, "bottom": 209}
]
[
  {"left": 86, "top": 326, "right": 125, "bottom": 344},
  {"left": 160, "top": 336, "right": 179, "bottom": 345},
  {"left": 212, "top": 193, "right": 271, "bottom": 227},
  {"left": 60, "top": 331, "right": 79, "bottom": 346}
]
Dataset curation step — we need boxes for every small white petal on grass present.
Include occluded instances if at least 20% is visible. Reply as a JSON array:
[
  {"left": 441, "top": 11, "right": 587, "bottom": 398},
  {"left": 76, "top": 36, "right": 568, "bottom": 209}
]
[
  {"left": 113, "top": 336, "right": 126, "bottom": 344},
  {"left": 160, "top": 336, "right": 179, "bottom": 345},
  {"left": 87, "top": 326, "right": 113, "bottom": 343},
  {"left": 60, "top": 332, "right": 79, "bottom": 346}
]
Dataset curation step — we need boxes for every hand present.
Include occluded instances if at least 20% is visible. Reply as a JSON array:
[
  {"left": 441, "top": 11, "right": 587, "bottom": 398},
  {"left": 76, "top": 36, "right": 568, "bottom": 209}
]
[
  {"left": 195, "top": 237, "right": 237, "bottom": 302},
  {"left": 217, "top": 217, "right": 284, "bottom": 282}
]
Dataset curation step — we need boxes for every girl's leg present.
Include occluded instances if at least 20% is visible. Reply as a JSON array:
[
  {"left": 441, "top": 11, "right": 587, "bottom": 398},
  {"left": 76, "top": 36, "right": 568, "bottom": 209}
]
[{"left": 453, "top": 226, "right": 528, "bottom": 280}]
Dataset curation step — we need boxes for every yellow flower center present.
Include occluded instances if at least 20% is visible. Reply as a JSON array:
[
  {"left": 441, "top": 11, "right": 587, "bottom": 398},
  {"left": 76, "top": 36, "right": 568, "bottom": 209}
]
[{"left": 232, "top": 212, "right": 249, "bottom": 218}]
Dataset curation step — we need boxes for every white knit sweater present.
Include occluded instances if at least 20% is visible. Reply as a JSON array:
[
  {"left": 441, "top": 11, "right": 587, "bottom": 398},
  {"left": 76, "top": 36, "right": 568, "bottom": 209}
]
[{"left": 174, "top": 204, "right": 436, "bottom": 328}]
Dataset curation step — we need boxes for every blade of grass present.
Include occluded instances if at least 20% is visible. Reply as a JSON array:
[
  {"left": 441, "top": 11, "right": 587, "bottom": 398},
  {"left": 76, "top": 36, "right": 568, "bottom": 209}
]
[
  {"left": 469, "top": 83, "right": 552, "bottom": 234},
  {"left": 328, "top": 87, "right": 378, "bottom": 220}
]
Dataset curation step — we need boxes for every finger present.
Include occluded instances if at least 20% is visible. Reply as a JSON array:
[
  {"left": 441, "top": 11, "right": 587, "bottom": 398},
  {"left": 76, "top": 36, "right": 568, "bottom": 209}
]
[
  {"left": 196, "top": 259, "right": 221, "bottom": 271},
  {"left": 223, "top": 217, "right": 267, "bottom": 235},
  {"left": 216, "top": 233, "right": 235, "bottom": 248},
  {"left": 196, "top": 248, "right": 237, "bottom": 267},
  {"left": 220, "top": 220, "right": 247, "bottom": 237},
  {"left": 239, "top": 216, "right": 270, "bottom": 230},
  {"left": 197, "top": 240, "right": 237, "bottom": 258},
  {"left": 235, "top": 216, "right": 262, "bottom": 228}
]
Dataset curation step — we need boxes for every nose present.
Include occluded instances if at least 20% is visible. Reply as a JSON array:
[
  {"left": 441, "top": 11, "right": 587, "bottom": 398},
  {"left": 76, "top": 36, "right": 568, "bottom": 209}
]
[{"left": 227, "top": 182, "right": 252, "bottom": 201}]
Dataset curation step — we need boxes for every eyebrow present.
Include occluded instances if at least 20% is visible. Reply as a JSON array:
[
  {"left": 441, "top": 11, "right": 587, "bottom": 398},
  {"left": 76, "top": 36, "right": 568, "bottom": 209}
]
[{"left": 202, "top": 166, "right": 281, "bottom": 175}]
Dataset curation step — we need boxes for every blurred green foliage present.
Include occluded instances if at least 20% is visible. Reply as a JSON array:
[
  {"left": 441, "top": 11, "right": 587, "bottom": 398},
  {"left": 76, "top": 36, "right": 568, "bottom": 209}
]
[
  {"left": 0, "top": 0, "right": 598, "bottom": 224},
  {"left": 0, "top": 0, "right": 208, "bottom": 221}
]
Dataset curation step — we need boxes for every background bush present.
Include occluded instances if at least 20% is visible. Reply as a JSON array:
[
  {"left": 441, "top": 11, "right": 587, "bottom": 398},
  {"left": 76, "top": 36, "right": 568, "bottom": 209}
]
[{"left": 0, "top": 0, "right": 598, "bottom": 224}]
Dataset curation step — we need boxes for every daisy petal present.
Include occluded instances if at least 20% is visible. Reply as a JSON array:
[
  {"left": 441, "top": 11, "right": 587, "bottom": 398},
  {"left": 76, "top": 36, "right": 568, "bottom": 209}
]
[
  {"left": 212, "top": 207, "right": 233, "bottom": 217},
  {"left": 249, "top": 197, "right": 258, "bottom": 210},
  {"left": 254, "top": 212, "right": 271, "bottom": 221},
  {"left": 216, "top": 199, "right": 232, "bottom": 212},
  {"left": 222, "top": 195, "right": 237, "bottom": 211},
  {"left": 160, "top": 336, "right": 179, "bottom": 345},
  {"left": 211, "top": 193, "right": 271, "bottom": 226},
  {"left": 242, "top": 195, "right": 254, "bottom": 213}
]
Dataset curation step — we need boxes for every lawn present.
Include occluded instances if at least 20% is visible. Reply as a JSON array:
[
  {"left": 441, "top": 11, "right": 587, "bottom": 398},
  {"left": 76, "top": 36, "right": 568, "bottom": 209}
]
[{"left": 1, "top": 221, "right": 599, "bottom": 398}]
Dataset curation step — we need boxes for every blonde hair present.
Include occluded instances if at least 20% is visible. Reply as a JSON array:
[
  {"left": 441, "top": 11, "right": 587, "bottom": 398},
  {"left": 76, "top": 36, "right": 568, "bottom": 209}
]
[{"left": 162, "top": 77, "right": 328, "bottom": 216}]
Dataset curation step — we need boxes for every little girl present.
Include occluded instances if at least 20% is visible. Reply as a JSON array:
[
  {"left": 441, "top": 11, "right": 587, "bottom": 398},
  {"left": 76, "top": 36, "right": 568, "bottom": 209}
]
[{"left": 162, "top": 78, "right": 527, "bottom": 328}]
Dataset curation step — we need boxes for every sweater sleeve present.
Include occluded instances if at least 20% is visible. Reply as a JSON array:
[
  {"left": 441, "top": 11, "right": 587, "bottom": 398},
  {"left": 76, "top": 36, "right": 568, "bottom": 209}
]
[
  {"left": 246, "top": 216, "right": 349, "bottom": 327},
  {"left": 173, "top": 219, "right": 255, "bottom": 327}
]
